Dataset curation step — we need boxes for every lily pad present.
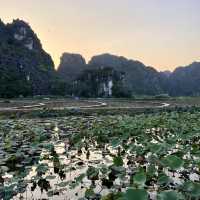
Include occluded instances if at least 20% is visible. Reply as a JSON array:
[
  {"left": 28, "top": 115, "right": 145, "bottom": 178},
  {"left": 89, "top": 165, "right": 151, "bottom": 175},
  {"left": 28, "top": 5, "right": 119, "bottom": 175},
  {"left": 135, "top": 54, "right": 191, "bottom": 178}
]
[
  {"left": 113, "top": 156, "right": 123, "bottom": 166},
  {"left": 133, "top": 172, "right": 146, "bottom": 187},
  {"left": 161, "top": 155, "right": 184, "bottom": 170},
  {"left": 124, "top": 189, "right": 148, "bottom": 200},
  {"left": 157, "top": 190, "right": 183, "bottom": 200},
  {"left": 181, "top": 181, "right": 200, "bottom": 197}
]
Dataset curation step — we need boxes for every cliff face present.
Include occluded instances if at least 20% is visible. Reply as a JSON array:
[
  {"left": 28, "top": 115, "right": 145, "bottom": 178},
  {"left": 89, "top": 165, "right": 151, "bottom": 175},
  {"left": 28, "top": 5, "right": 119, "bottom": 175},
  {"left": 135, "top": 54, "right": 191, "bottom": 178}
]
[
  {"left": 0, "top": 19, "right": 56, "bottom": 97},
  {"left": 73, "top": 67, "right": 128, "bottom": 97}
]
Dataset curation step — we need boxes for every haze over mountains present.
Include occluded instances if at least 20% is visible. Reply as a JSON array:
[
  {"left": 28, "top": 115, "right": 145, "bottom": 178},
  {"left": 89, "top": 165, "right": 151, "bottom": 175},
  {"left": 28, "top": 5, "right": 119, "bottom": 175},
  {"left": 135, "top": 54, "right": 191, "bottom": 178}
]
[{"left": 0, "top": 19, "right": 200, "bottom": 98}]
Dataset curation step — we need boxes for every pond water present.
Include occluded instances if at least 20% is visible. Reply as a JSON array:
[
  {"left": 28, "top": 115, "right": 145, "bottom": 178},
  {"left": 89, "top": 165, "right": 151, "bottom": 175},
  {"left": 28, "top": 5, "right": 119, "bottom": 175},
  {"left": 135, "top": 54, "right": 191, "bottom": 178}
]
[{"left": 0, "top": 114, "right": 200, "bottom": 200}]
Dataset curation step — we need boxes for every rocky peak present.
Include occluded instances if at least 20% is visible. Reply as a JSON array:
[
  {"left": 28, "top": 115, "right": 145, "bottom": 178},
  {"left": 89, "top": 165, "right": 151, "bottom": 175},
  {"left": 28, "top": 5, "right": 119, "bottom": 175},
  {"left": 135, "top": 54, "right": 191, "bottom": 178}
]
[
  {"left": 0, "top": 19, "right": 8, "bottom": 42},
  {"left": 0, "top": 19, "right": 5, "bottom": 29},
  {"left": 57, "top": 53, "right": 86, "bottom": 81},
  {"left": 160, "top": 70, "right": 172, "bottom": 77},
  {"left": 60, "top": 53, "right": 86, "bottom": 66},
  {"left": 0, "top": 19, "right": 56, "bottom": 97},
  {"left": 89, "top": 53, "right": 128, "bottom": 69},
  {"left": 7, "top": 19, "right": 42, "bottom": 51}
]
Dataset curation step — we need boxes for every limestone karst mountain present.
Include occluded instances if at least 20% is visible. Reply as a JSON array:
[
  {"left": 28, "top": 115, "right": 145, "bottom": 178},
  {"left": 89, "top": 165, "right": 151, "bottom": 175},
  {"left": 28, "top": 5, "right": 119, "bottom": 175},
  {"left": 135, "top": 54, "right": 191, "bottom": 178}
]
[
  {"left": 57, "top": 53, "right": 86, "bottom": 82},
  {"left": 57, "top": 53, "right": 165, "bottom": 97},
  {"left": 1, "top": 18, "right": 200, "bottom": 98},
  {"left": 0, "top": 19, "right": 56, "bottom": 97},
  {"left": 88, "top": 53, "right": 164, "bottom": 96},
  {"left": 169, "top": 62, "right": 200, "bottom": 96}
]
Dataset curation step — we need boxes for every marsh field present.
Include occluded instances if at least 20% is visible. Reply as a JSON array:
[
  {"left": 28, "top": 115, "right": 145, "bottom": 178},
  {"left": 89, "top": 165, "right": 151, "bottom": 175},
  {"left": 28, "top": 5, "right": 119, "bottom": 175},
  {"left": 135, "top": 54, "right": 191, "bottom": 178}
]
[{"left": 0, "top": 97, "right": 200, "bottom": 200}]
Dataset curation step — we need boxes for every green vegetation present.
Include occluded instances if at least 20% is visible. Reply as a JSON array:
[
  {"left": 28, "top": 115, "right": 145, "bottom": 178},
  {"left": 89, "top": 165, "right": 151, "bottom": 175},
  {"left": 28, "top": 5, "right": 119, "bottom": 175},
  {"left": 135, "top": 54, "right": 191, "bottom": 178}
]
[
  {"left": 0, "top": 109, "right": 200, "bottom": 199},
  {"left": 0, "top": 19, "right": 55, "bottom": 98}
]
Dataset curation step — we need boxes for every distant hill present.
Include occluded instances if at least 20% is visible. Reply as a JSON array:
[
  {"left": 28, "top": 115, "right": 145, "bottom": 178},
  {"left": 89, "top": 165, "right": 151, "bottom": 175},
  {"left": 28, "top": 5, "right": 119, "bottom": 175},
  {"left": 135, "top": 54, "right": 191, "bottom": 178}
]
[
  {"left": 169, "top": 62, "right": 200, "bottom": 96},
  {"left": 57, "top": 53, "right": 164, "bottom": 97},
  {"left": 57, "top": 52, "right": 200, "bottom": 97}
]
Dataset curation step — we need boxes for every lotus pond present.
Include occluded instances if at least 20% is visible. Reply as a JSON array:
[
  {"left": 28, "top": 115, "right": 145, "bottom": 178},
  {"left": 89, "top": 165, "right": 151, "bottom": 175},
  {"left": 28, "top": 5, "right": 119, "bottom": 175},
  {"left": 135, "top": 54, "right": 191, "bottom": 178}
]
[{"left": 0, "top": 111, "right": 200, "bottom": 200}]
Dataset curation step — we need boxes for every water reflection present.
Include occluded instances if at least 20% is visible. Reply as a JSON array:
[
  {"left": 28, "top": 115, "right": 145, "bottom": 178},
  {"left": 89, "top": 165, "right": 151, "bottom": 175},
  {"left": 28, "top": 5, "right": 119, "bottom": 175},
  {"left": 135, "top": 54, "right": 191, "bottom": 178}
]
[
  {"left": 0, "top": 120, "right": 199, "bottom": 200},
  {"left": 13, "top": 125, "right": 114, "bottom": 200}
]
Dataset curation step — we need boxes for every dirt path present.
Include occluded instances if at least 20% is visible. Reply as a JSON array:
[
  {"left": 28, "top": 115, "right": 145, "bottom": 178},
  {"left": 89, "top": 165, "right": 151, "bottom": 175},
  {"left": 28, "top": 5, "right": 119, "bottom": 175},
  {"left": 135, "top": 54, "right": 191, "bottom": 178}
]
[
  {"left": 0, "top": 100, "right": 171, "bottom": 112},
  {"left": 0, "top": 100, "right": 107, "bottom": 111},
  {"left": 79, "top": 102, "right": 171, "bottom": 110}
]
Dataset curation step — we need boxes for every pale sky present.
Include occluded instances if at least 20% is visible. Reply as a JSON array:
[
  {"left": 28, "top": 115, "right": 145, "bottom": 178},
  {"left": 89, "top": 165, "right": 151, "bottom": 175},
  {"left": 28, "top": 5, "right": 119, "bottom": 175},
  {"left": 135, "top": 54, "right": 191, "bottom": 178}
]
[{"left": 0, "top": 0, "right": 200, "bottom": 71}]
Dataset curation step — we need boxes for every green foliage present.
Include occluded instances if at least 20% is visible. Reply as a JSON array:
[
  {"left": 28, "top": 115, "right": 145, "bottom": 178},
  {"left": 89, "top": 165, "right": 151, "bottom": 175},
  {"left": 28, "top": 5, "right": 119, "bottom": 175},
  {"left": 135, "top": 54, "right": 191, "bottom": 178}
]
[
  {"left": 113, "top": 156, "right": 123, "bottom": 166},
  {"left": 161, "top": 155, "right": 184, "bottom": 170},
  {"left": 1, "top": 110, "right": 200, "bottom": 199},
  {"left": 157, "top": 174, "right": 171, "bottom": 186},
  {"left": 157, "top": 191, "right": 183, "bottom": 200},
  {"left": 0, "top": 69, "right": 32, "bottom": 98},
  {"left": 85, "top": 188, "right": 95, "bottom": 199},
  {"left": 86, "top": 166, "right": 99, "bottom": 180},
  {"left": 112, "top": 83, "right": 132, "bottom": 98},
  {"left": 181, "top": 181, "right": 200, "bottom": 197},
  {"left": 36, "top": 163, "right": 49, "bottom": 174},
  {"left": 124, "top": 189, "right": 148, "bottom": 200},
  {"left": 133, "top": 171, "right": 146, "bottom": 187},
  {"left": 50, "top": 78, "right": 68, "bottom": 96}
]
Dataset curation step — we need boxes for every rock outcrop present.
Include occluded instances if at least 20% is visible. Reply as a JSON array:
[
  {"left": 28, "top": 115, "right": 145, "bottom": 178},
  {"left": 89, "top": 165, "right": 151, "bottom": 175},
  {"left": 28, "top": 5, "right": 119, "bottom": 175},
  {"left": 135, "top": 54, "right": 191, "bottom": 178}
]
[
  {"left": 0, "top": 19, "right": 56, "bottom": 97},
  {"left": 57, "top": 53, "right": 86, "bottom": 82}
]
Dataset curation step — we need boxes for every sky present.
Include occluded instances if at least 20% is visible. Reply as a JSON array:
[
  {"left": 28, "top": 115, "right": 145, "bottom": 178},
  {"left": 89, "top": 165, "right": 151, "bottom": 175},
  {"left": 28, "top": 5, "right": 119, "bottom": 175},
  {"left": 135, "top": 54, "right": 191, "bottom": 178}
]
[{"left": 0, "top": 0, "right": 200, "bottom": 71}]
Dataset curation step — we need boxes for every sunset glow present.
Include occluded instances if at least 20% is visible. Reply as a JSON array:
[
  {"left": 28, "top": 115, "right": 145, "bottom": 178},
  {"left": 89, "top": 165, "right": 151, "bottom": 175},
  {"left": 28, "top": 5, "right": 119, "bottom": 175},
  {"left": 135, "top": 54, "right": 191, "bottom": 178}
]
[{"left": 1, "top": 0, "right": 200, "bottom": 71}]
